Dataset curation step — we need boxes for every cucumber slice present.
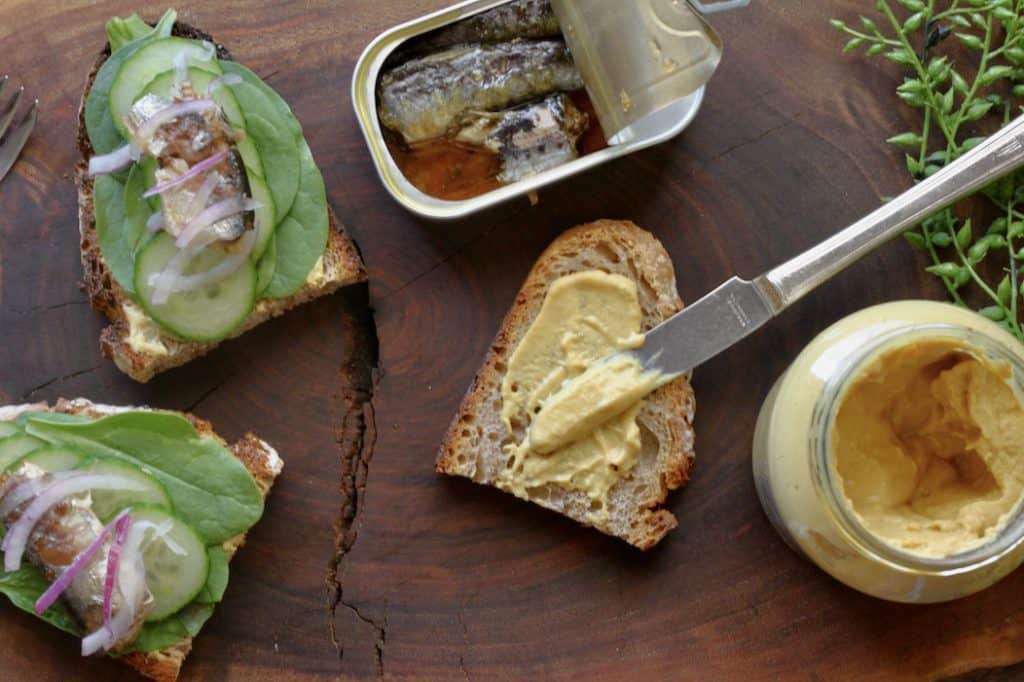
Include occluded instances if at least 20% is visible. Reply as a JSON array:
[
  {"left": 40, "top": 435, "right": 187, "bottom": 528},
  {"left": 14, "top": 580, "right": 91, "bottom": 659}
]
[
  {"left": 110, "top": 38, "right": 223, "bottom": 140},
  {"left": 127, "top": 505, "right": 208, "bottom": 621},
  {"left": 246, "top": 172, "right": 276, "bottom": 261},
  {"left": 134, "top": 231, "right": 257, "bottom": 342},
  {"left": 142, "top": 67, "right": 265, "bottom": 180},
  {"left": 78, "top": 458, "right": 171, "bottom": 523},
  {"left": 0, "top": 435, "right": 45, "bottom": 471},
  {"left": 12, "top": 447, "right": 85, "bottom": 473},
  {"left": 0, "top": 423, "right": 20, "bottom": 439}
]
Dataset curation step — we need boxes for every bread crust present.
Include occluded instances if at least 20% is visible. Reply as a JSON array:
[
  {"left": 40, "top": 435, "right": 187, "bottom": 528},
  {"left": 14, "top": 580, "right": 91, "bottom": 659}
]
[
  {"left": 1, "top": 398, "right": 283, "bottom": 681},
  {"left": 76, "top": 22, "right": 368, "bottom": 383},
  {"left": 435, "top": 220, "right": 696, "bottom": 549}
]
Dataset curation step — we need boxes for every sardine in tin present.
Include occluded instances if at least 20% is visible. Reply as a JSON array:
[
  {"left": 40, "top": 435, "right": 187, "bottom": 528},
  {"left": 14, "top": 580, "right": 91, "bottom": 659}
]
[{"left": 352, "top": 0, "right": 705, "bottom": 220}]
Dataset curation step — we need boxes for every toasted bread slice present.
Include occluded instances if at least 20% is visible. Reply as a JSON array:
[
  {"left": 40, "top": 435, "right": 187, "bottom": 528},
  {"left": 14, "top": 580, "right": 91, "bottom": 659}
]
[
  {"left": 76, "top": 22, "right": 368, "bottom": 383},
  {"left": 436, "top": 220, "right": 696, "bottom": 549},
  {"left": 0, "top": 397, "right": 283, "bottom": 681}
]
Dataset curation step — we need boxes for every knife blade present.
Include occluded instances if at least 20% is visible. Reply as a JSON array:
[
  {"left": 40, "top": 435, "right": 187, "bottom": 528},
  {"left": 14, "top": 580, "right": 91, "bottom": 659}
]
[{"left": 614, "top": 113, "right": 1024, "bottom": 379}]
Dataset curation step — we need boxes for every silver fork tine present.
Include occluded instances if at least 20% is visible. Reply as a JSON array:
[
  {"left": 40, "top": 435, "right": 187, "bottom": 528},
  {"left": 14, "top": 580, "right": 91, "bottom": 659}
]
[
  {"left": 0, "top": 99, "right": 37, "bottom": 184},
  {"left": 0, "top": 86, "right": 24, "bottom": 140},
  {"left": 0, "top": 75, "right": 8, "bottom": 99}
]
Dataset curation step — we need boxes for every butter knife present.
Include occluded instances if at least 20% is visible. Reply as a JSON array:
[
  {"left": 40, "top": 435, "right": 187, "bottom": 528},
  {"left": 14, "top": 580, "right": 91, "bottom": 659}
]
[{"left": 626, "top": 114, "right": 1024, "bottom": 377}]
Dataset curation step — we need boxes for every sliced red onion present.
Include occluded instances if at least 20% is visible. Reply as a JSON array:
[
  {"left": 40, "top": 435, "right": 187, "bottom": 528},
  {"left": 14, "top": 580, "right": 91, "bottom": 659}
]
[
  {"left": 151, "top": 230, "right": 256, "bottom": 304},
  {"left": 142, "top": 151, "right": 228, "bottom": 199},
  {"left": 146, "top": 211, "right": 163, "bottom": 235},
  {"left": 102, "top": 512, "right": 132, "bottom": 634},
  {"left": 136, "top": 98, "right": 217, "bottom": 142},
  {"left": 205, "top": 72, "right": 243, "bottom": 96},
  {"left": 149, "top": 231, "right": 218, "bottom": 306},
  {"left": 185, "top": 170, "right": 222, "bottom": 222},
  {"left": 175, "top": 196, "right": 260, "bottom": 249},
  {"left": 133, "top": 519, "right": 186, "bottom": 555},
  {"left": 87, "top": 144, "right": 136, "bottom": 176},
  {"left": 0, "top": 471, "right": 86, "bottom": 517},
  {"left": 2, "top": 475, "right": 146, "bottom": 572},
  {"left": 82, "top": 519, "right": 149, "bottom": 655}
]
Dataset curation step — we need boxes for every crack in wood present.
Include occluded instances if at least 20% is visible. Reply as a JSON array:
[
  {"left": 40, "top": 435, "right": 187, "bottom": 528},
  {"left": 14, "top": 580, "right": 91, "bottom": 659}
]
[
  {"left": 19, "top": 365, "right": 101, "bottom": 401},
  {"left": 184, "top": 374, "right": 230, "bottom": 413}
]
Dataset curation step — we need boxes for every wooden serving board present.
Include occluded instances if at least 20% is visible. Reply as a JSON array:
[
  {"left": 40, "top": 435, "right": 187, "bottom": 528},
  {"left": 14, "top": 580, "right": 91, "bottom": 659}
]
[{"left": 1, "top": 0, "right": 1023, "bottom": 679}]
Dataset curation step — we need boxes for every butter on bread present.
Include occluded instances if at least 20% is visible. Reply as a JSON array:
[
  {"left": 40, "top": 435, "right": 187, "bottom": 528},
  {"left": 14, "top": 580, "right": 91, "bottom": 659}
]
[
  {"left": 75, "top": 21, "right": 368, "bottom": 383},
  {"left": 0, "top": 397, "right": 282, "bottom": 682},
  {"left": 435, "top": 220, "right": 696, "bottom": 549}
]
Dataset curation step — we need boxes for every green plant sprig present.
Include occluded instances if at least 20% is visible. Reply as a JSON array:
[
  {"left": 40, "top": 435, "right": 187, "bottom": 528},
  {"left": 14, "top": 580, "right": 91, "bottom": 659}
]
[{"left": 832, "top": 0, "right": 1024, "bottom": 340}]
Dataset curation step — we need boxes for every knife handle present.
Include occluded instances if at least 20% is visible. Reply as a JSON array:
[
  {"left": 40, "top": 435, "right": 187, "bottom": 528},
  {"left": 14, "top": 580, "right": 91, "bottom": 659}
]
[{"left": 759, "top": 113, "right": 1024, "bottom": 311}]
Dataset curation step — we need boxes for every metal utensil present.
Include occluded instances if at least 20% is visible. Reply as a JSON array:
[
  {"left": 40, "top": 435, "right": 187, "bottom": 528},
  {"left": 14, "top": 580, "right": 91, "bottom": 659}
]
[
  {"left": 0, "top": 75, "right": 38, "bottom": 185},
  {"left": 623, "top": 113, "right": 1024, "bottom": 377}
]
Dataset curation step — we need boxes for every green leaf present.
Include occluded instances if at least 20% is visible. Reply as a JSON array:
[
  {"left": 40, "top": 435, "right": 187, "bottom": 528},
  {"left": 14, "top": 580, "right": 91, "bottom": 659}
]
[
  {"left": 904, "top": 11, "right": 926, "bottom": 32},
  {"left": 897, "top": 0, "right": 925, "bottom": 11},
  {"left": 980, "top": 65, "right": 1014, "bottom": 85},
  {"left": 965, "top": 100, "right": 994, "bottom": 121},
  {"left": 105, "top": 14, "right": 152, "bottom": 52},
  {"left": 124, "top": 603, "right": 215, "bottom": 653},
  {"left": 941, "top": 87, "right": 955, "bottom": 113},
  {"left": 1010, "top": 221, "right": 1024, "bottom": 238},
  {"left": 979, "top": 305, "right": 1007, "bottom": 321},
  {"left": 998, "top": 275, "right": 1013, "bottom": 305},
  {"left": 931, "top": 231, "right": 953, "bottom": 247},
  {"left": 988, "top": 217, "right": 1009, "bottom": 234},
  {"left": 195, "top": 547, "right": 230, "bottom": 603},
  {"left": 971, "top": 12, "right": 987, "bottom": 29},
  {"left": 968, "top": 240, "right": 991, "bottom": 263},
  {"left": 830, "top": 18, "right": 847, "bottom": 30},
  {"left": 1013, "top": 84, "right": 1024, "bottom": 98},
  {"left": 957, "top": 221, "right": 973, "bottom": 250},
  {"left": 952, "top": 70, "right": 969, "bottom": 93},
  {"left": 861, "top": 15, "right": 879, "bottom": 32},
  {"left": 927, "top": 56, "right": 950, "bottom": 81},
  {"left": 26, "top": 412, "right": 264, "bottom": 545},
  {"left": 887, "top": 132, "right": 922, "bottom": 148},
  {"left": 867, "top": 43, "right": 886, "bottom": 56},
  {"left": 926, "top": 262, "right": 962, "bottom": 278},
  {"left": 264, "top": 140, "right": 331, "bottom": 299},
  {"left": 954, "top": 268, "right": 972, "bottom": 287},
  {"left": 994, "top": 7, "right": 1016, "bottom": 24},
  {"left": 845, "top": 37, "right": 865, "bottom": 52},
  {"left": 886, "top": 49, "right": 916, "bottom": 66},
  {"left": 962, "top": 136, "right": 986, "bottom": 150},
  {"left": 0, "top": 564, "right": 80, "bottom": 638},
  {"left": 904, "top": 231, "right": 927, "bottom": 249},
  {"left": 949, "top": 14, "right": 971, "bottom": 28},
  {"left": 957, "top": 32, "right": 984, "bottom": 50},
  {"left": 906, "top": 154, "right": 923, "bottom": 175},
  {"left": 1007, "top": 47, "right": 1024, "bottom": 65}
]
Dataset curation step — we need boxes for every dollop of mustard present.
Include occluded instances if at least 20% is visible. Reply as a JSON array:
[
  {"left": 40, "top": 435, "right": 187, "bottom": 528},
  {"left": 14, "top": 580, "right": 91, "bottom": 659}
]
[
  {"left": 498, "top": 271, "right": 654, "bottom": 513},
  {"left": 833, "top": 338, "right": 1024, "bottom": 558}
]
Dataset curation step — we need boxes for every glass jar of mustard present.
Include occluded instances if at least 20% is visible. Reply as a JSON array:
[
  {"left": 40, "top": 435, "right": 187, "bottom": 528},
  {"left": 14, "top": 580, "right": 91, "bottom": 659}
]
[{"left": 753, "top": 300, "right": 1024, "bottom": 603}]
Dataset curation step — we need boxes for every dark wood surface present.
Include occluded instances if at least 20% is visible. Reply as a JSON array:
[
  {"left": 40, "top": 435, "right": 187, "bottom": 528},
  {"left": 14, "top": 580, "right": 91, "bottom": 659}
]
[{"left": 2, "top": 0, "right": 1024, "bottom": 679}]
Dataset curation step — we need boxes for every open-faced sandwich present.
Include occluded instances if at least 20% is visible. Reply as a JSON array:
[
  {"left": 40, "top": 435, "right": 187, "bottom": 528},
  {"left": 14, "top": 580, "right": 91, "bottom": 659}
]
[
  {"left": 78, "top": 9, "right": 367, "bottom": 382},
  {"left": 436, "top": 221, "right": 696, "bottom": 549},
  {"left": 0, "top": 398, "right": 281, "bottom": 680}
]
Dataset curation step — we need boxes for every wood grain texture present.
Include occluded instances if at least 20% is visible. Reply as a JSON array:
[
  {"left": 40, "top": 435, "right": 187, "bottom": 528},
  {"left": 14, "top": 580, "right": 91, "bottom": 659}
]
[{"left": 0, "top": 0, "right": 1023, "bottom": 679}]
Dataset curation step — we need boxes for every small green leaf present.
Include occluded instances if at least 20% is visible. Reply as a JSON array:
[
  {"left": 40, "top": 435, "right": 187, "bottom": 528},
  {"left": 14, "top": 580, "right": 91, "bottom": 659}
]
[
  {"left": 962, "top": 136, "right": 986, "bottom": 150},
  {"left": 971, "top": 13, "right": 987, "bottom": 30},
  {"left": 968, "top": 240, "right": 991, "bottom": 263},
  {"left": 952, "top": 70, "right": 969, "bottom": 93},
  {"left": 1009, "top": 221, "right": 1024, "bottom": 238},
  {"left": 897, "top": 0, "right": 925, "bottom": 11},
  {"left": 845, "top": 37, "right": 865, "bottom": 52},
  {"left": 1006, "top": 48, "right": 1024, "bottom": 65},
  {"left": 949, "top": 15, "right": 971, "bottom": 28},
  {"left": 927, "top": 262, "right": 963, "bottom": 278},
  {"left": 980, "top": 65, "right": 1014, "bottom": 85},
  {"left": 931, "top": 231, "right": 953, "bottom": 247},
  {"left": 1012, "top": 84, "right": 1024, "bottom": 98},
  {"left": 904, "top": 231, "right": 927, "bottom": 249},
  {"left": 924, "top": 164, "right": 942, "bottom": 177},
  {"left": 988, "top": 217, "right": 1009, "bottom": 235},
  {"left": 965, "top": 100, "right": 994, "bottom": 121},
  {"left": 861, "top": 15, "right": 879, "bottom": 32},
  {"left": 994, "top": 7, "right": 1016, "bottom": 24},
  {"left": 830, "top": 18, "right": 847, "bottom": 30},
  {"left": 906, "top": 154, "right": 923, "bottom": 175},
  {"left": 867, "top": 43, "right": 886, "bottom": 56},
  {"left": 957, "top": 32, "right": 984, "bottom": 50},
  {"left": 984, "top": 234, "right": 1008, "bottom": 250},
  {"left": 957, "top": 222, "right": 973, "bottom": 250},
  {"left": 979, "top": 305, "right": 1007, "bottom": 321},
  {"left": 955, "top": 268, "right": 972, "bottom": 287},
  {"left": 904, "top": 11, "right": 926, "bottom": 32},
  {"left": 886, "top": 48, "right": 916, "bottom": 66},
  {"left": 941, "top": 87, "right": 955, "bottom": 113},
  {"left": 998, "top": 275, "right": 1012, "bottom": 305},
  {"left": 887, "top": 132, "right": 922, "bottom": 148}
]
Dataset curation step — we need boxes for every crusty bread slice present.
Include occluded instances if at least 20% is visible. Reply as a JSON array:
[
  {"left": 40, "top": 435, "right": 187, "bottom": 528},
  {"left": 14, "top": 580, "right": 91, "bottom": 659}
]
[
  {"left": 0, "top": 397, "right": 283, "bottom": 682},
  {"left": 436, "top": 220, "right": 696, "bottom": 549},
  {"left": 76, "top": 22, "right": 368, "bottom": 383}
]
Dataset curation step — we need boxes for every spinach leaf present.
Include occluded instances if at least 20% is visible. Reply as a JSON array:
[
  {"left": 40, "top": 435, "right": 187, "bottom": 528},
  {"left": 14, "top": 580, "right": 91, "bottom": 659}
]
[
  {"left": 106, "top": 14, "right": 153, "bottom": 52},
  {"left": 221, "top": 61, "right": 303, "bottom": 221},
  {"left": 124, "top": 603, "right": 214, "bottom": 653},
  {"left": 94, "top": 165, "right": 148, "bottom": 298},
  {"left": 0, "top": 564, "right": 80, "bottom": 637},
  {"left": 195, "top": 547, "right": 229, "bottom": 604},
  {"left": 85, "top": 9, "right": 176, "bottom": 154},
  {"left": 26, "top": 412, "right": 264, "bottom": 545},
  {"left": 265, "top": 140, "right": 329, "bottom": 299},
  {"left": 14, "top": 411, "right": 92, "bottom": 428}
]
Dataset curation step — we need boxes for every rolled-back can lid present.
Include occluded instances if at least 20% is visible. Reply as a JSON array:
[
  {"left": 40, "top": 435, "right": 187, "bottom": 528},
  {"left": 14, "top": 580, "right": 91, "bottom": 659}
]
[{"left": 552, "top": 0, "right": 744, "bottom": 145}]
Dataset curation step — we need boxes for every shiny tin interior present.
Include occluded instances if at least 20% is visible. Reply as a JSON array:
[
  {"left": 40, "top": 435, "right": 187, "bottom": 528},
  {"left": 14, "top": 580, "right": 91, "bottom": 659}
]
[{"left": 351, "top": 0, "right": 705, "bottom": 220}]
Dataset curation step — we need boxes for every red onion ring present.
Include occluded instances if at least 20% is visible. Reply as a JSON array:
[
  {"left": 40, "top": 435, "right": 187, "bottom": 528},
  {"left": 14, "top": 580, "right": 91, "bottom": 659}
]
[
  {"left": 151, "top": 230, "right": 257, "bottom": 304},
  {"left": 102, "top": 512, "right": 132, "bottom": 634},
  {"left": 143, "top": 151, "right": 229, "bottom": 199},
  {"left": 0, "top": 471, "right": 86, "bottom": 517},
  {"left": 175, "top": 196, "right": 260, "bottom": 249},
  {"left": 81, "top": 520, "right": 149, "bottom": 655},
  {"left": 2, "top": 475, "right": 146, "bottom": 572},
  {"left": 87, "top": 144, "right": 138, "bottom": 176}
]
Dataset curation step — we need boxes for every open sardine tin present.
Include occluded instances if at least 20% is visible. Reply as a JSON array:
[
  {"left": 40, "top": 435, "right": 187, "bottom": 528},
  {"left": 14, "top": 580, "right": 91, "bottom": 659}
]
[{"left": 352, "top": 0, "right": 732, "bottom": 220}]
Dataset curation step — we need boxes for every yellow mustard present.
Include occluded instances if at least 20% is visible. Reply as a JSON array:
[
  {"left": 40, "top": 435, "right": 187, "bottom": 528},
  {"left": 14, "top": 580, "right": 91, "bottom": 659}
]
[
  {"left": 497, "top": 271, "right": 665, "bottom": 514},
  {"left": 753, "top": 301, "right": 1024, "bottom": 602}
]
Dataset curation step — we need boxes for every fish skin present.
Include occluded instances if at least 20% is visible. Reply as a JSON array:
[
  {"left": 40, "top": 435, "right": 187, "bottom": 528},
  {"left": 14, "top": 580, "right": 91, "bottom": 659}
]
[
  {"left": 125, "top": 87, "right": 251, "bottom": 243},
  {"left": 378, "top": 39, "right": 584, "bottom": 144},
  {"left": 456, "top": 93, "right": 588, "bottom": 184},
  {"left": 0, "top": 463, "right": 152, "bottom": 650},
  {"left": 415, "top": 0, "right": 560, "bottom": 52}
]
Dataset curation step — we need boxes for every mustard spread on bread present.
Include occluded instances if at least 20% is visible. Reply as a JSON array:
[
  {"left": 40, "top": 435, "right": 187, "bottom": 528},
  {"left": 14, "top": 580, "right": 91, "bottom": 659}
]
[{"left": 497, "top": 271, "right": 668, "bottom": 515}]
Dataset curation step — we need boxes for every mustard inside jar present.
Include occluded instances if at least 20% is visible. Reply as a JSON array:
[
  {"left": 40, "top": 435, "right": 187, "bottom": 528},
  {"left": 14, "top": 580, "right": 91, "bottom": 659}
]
[{"left": 753, "top": 301, "right": 1024, "bottom": 602}]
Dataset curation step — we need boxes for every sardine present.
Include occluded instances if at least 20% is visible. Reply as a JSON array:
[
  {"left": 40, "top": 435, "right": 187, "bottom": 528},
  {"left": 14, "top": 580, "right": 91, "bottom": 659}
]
[
  {"left": 413, "top": 0, "right": 560, "bottom": 53},
  {"left": 125, "top": 84, "right": 251, "bottom": 243},
  {"left": 455, "top": 93, "right": 588, "bottom": 184},
  {"left": 0, "top": 464, "right": 152, "bottom": 649},
  {"left": 378, "top": 39, "right": 584, "bottom": 144}
]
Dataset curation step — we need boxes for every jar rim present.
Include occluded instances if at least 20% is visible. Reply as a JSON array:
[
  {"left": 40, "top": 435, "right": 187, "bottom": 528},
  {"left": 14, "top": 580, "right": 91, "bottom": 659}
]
[{"left": 811, "top": 322, "right": 1024, "bottom": 575}]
